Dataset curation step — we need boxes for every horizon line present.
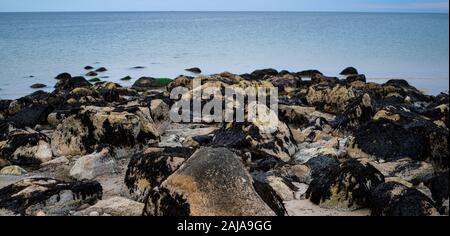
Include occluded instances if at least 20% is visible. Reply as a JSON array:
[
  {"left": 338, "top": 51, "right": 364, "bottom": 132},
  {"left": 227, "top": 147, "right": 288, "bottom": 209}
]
[{"left": 0, "top": 10, "right": 448, "bottom": 14}]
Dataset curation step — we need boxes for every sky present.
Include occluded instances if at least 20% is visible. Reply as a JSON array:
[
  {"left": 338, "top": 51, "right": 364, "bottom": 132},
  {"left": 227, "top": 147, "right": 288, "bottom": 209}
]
[{"left": 0, "top": 0, "right": 448, "bottom": 13}]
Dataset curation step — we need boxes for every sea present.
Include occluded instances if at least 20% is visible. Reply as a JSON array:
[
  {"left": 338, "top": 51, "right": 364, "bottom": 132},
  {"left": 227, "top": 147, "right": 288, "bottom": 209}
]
[{"left": 0, "top": 12, "right": 448, "bottom": 99}]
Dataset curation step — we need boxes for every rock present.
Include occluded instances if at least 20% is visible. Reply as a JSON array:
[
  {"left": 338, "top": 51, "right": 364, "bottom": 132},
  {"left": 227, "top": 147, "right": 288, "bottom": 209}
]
[
  {"left": 143, "top": 147, "right": 276, "bottom": 216},
  {"left": 0, "top": 178, "right": 102, "bottom": 215},
  {"left": 80, "top": 197, "right": 144, "bottom": 216},
  {"left": 88, "top": 78, "right": 101, "bottom": 83},
  {"left": 370, "top": 182, "right": 439, "bottom": 216},
  {"left": 306, "top": 159, "right": 385, "bottom": 210},
  {"left": 0, "top": 159, "right": 10, "bottom": 169},
  {"left": 333, "top": 93, "right": 374, "bottom": 130},
  {"left": 120, "top": 76, "right": 132, "bottom": 81},
  {"left": 89, "top": 211, "right": 100, "bottom": 216},
  {"left": 267, "top": 74, "right": 302, "bottom": 94},
  {"left": 211, "top": 110, "right": 297, "bottom": 162},
  {"left": 55, "top": 76, "right": 91, "bottom": 91},
  {"left": 346, "top": 74, "right": 366, "bottom": 83},
  {"left": 132, "top": 77, "right": 159, "bottom": 90},
  {"left": 51, "top": 105, "right": 160, "bottom": 156},
  {"left": 55, "top": 73, "right": 71, "bottom": 80},
  {"left": 306, "top": 82, "right": 356, "bottom": 114},
  {"left": 306, "top": 156, "right": 340, "bottom": 184},
  {"left": 349, "top": 109, "right": 449, "bottom": 169},
  {"left": 249, "top": 68, "right": 278, "bottom": 80},
  {"left": 370, "top": 158, "right": 434, "bottom": 184},
  {"left": 84, "top": 66, "right": 94, "bottom": 70},
  {"left": 131, "top": 66, "right": 146, "bottom": 69},
  {"left": 296, "top": 70, "right": 323, "bottom": 77},
  {"left": 426, "top": 171, "right": 449, "bottom": 215},
  {"left": 30, "top": 84, "right": 47, "bottom": 89},
  {"left": 185, "top": 67, "right": 202, "bottom": 74},
  {"left": 86, "top": 71, "right": 98, "bottom": 77},
  {"left": 150, "top": 99, "right": 171, "bottom": 134},
  {"left": 7, "top": 104, "right": 52, "bottom": 128},
  {"left": 166, "top": 76, "right": 193, "bottom": 92},
  {"left": 0, "top": 165, "right": 27, "bottom": 175},
  {"left": 95, "top": 67, "right": 107, "bottom": 72},
  {"left": 340, "top": 67, "right": 358, "bottom": 75},
  {"left": 69, "top": 148, "right": 117, "bottom": 180},
  {"left": 266, "top": 175, "right": 296, "bottom": 201},
  {"left": 0, "top": 127, "right": 53, "bottom": 165},
  {"left": 125, "top": 147, "right": 194, "bottom": 201}
]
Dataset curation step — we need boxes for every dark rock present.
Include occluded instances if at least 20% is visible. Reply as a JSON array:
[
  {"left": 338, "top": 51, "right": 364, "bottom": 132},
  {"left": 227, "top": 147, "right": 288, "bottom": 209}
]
[
  {"left": 252, "top": 179, "right": 288, "bottom": 216},
  {"left": 55, "top": 73, "right": 71, "bottom": 80},
  {"left": 370, "top": 182, "right": 438, "bottom": 216},
  {"left": 7, "top": 104, "right": 52, "bottom": 128},
  {"left": 92, "top": 82, "right": 122, "bottom": 103},
  {"left": 0, "top": 178, "right": 102, "bottom": 215},
  {"left": 346, "top": 74, "right": 366, "bottom": 83},
  {"left": 30, "top": 84, "right": 47, "bottom": 89},
  {"left": 185, "top": 67, "right": 202, "bottom": 74},
  {"left": 306, "top": 155, "right": 340, "bottom": 183},
  {"left": 250, "top": 69, "right": 278, "bottom": 80},
  {"left": 132, "top": 77, "right": 159, "bottom": 90},
  {"left": 88, "top": 78, "right": 101, "bottom": 83},
  {"left": 340, "top": 67, "right": 359, "bottom": 75},
  {"left": 120, "top": 76, "right": 133, "bottom": 81},
  {"left": 125, "top": 147, "right": 195, "bottom": 201},
  {"left": 296, "top": 70, "right": 323, "bottom": 77},
  {"left": 306, "top": 159, "right": 385, "bottom": 210},
  {"left": 351, "top": 119, "right": 428, "bottom": 162},
  {"left": 333, "top": 93, "right": 374, "bottom": 130},
  {"left": 84, "top": 66, "right": 94, "bottom": 70},
  {"left": 131, "top": 66, "right": 146, "bottom": 69},
  {"left": 95, "top": 67, "right": 107, "bottom": 72},
  {"left": 351, "top": 107, "right": 449, "bottom": 169},
  {"left": 55, "top": 76, "right": 91, "bottom": 91},
  {"left": 211, "top": 119, "right": 298, "bottom": 162},
  {"left": 143, "top": 147, "right": 276, "bottom": 216},
  {"left": 86, "top": 71, "right": 98, "bottom": 77},
  {"left": 426, "top": 171, "right": 449, "bottom": 214}
]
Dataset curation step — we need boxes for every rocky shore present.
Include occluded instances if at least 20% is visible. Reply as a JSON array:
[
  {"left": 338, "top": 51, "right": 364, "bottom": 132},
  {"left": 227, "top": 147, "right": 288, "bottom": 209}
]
[{"left": 0, "top": 67, "right": 448, "bottom": 216}]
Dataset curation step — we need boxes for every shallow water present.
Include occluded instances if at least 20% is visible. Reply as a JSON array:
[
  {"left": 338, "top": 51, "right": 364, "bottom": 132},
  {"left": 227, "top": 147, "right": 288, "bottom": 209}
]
[{"left": 0, "top": 12, "right": 448, "bottom": 99}]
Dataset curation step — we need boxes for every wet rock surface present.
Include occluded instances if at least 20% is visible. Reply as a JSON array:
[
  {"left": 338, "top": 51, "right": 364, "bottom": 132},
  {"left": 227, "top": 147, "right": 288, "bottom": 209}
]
[{"left": 0, "top": 68, "right": 448, "bottom": 216}]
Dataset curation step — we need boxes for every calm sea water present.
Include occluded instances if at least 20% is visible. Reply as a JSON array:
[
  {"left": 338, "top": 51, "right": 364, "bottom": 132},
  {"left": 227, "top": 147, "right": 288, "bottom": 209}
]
[{"left": 0, "top": 12, "right": 448, "bottom": 99}]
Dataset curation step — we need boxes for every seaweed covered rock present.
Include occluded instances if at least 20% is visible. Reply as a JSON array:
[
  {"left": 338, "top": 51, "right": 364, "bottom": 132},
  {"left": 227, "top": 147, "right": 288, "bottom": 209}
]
[
  {"left": 333, "top": 93, "right": 374, "bottom": 130},
  {"left": 370, "top": 182, "right": 438, "bottom": 216},
  {"left": 51, "top": 105, "right": 160, "bottom": 156},
  {"left": 211, "top": 110, "right": 297, "bottom": 162},
  {"left": 125, "top": 147, "right": 194, "bottom": 201},
  {"left": 0, "top": 178, "right": 102, "bottom": 216},
  {"left": 132, "top": 77, "right": 159, "bottom": 90},
  {"left": 55, "top": 76, "right": 91, "bottom": 92},
  {"left": 426, "top": 171, "right": 449, "bottom": 215},
  {"left": 6, "top": 104, "right": 52, "bottom": 128},
  {"left": 266, "top": 74, "right": 302, "bottom": 94},
  {"left": 306, "top": 159, "right": 385, "bottom": 210},
  {"left": 248, "top": 68, "right": 279, "bottom": 81},
  {"left": 349, "top": 107, "right": 449, "bottom": 170},
  {"left": 305, "top": 82, "right": 356, "bottom": 114},
  {"left": 143, "top": 147, "right": 276, "bottom": 216},
  {"left": 0, "top": 123, "right": 52, "bottom": 165}
]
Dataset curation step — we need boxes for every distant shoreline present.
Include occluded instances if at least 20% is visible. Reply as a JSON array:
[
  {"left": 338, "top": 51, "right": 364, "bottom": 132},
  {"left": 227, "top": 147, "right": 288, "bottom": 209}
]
[{"left": 0, "top": 11, "right": 449, "bottom": 14}]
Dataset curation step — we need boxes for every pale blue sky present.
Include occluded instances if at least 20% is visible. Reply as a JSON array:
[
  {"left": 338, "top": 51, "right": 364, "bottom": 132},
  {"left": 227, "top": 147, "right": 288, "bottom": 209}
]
[{"left": 0, "top": 0, "right": 448, "bottom": 13}]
